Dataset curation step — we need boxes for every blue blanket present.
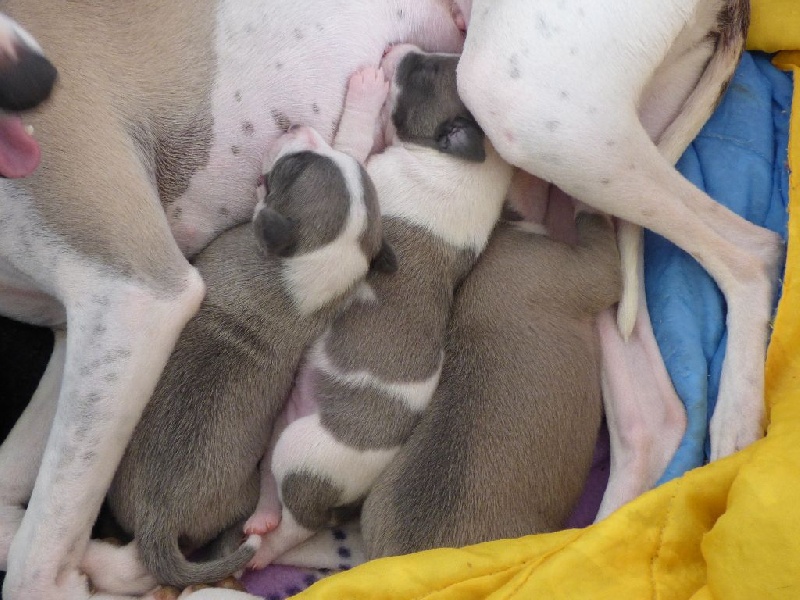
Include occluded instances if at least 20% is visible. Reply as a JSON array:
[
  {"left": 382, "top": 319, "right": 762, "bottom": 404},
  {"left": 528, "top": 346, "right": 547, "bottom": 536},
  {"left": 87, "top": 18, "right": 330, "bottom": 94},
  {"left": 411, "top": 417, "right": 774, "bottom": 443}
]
[{"left": 647, "top": 52, "right": 792, "bottom": 483}]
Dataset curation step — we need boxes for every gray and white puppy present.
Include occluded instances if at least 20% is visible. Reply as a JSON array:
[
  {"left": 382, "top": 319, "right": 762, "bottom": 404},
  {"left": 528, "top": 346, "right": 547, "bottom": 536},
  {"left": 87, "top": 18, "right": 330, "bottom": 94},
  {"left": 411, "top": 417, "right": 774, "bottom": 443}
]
[
  {"left": 244, "top": 46, "right": 514, "bottom": 568},
  {"left": 82, "top": 124, "right": 394, "bottom": 593},
  {"left": 361, "top": 212, "right": 622, "bottom": 556}
]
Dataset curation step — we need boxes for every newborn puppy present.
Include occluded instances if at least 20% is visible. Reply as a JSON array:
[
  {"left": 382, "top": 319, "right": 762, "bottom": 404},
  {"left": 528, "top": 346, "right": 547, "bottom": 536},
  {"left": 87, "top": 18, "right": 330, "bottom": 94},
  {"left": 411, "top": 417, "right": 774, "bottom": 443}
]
[
  {"left": 361, "top": 212, "right": 622, "bottom": 556},
  {"left": 244, "top": 46, "right": 514, "bottom": 568},
  {"left": 83, "top": 120, "right": 394, "bottom": 593}
]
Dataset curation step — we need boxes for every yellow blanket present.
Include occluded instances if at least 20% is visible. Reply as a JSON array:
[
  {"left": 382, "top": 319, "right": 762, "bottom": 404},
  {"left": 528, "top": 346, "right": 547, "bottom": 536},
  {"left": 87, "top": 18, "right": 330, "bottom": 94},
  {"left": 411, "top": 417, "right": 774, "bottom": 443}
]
[{"left": 300, "top": 3, "right": 800, "bottom": 597}]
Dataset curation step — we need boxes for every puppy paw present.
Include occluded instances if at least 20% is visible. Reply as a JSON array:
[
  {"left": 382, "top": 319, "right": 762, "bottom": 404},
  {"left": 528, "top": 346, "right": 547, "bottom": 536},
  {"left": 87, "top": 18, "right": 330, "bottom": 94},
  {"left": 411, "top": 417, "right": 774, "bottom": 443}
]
[
  {"left": 246, "top": 545, "right": 274, "bottom": 571},
  {"left": 243, "top": 512, "right": 280, "bottom": 537},
  {"left": 345, "top": 66, "right": 389, "bottom": 116}
]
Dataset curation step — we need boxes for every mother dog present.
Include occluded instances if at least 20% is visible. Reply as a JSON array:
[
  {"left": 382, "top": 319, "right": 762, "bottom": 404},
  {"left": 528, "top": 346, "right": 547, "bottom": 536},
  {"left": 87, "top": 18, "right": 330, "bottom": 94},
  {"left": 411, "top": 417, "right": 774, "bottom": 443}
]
[{"left": 0, "top": 0, "right": 781, "bottom": 599}]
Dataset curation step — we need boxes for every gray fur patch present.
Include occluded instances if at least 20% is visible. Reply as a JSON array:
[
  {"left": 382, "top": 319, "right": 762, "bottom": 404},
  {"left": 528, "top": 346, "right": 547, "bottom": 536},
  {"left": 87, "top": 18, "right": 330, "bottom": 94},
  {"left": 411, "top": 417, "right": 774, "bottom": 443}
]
[
  {"left": 357, "top": 166, "right": 383, "bottom": 260},
  {"left": 265, "top": 152, "right": 351, "bottom": 255},
  {"left": 317, "top": 372, "right": 421, "bottom": 450},
  {"left": 281, "top": 471, "right": 343, "bottom": 530},
  {"left": 324, "top": 218, "right": 474, "bottom": 382},
  {"left": 391, "top": 52, "right": 480, "bottom": 153},
  {"left": 718, "top": 0, "right": 749, "bottom": 48}
]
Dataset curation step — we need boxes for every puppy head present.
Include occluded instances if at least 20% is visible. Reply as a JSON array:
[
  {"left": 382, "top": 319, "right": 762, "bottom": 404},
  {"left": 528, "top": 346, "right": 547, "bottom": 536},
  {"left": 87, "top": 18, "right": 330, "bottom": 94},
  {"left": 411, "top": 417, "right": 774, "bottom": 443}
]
[
  {"left": 253, "top": 126, "right": 396, "bottom": 312},
  {"left": 380, "top": 46, "right": 485, "bottom": 162}
]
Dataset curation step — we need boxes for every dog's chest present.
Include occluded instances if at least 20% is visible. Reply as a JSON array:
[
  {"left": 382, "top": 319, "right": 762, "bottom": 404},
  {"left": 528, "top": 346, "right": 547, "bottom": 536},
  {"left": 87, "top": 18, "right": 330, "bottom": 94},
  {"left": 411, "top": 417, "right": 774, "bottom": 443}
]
[{"left": 168, "top": 0, "right": 399, "bottom": 255}]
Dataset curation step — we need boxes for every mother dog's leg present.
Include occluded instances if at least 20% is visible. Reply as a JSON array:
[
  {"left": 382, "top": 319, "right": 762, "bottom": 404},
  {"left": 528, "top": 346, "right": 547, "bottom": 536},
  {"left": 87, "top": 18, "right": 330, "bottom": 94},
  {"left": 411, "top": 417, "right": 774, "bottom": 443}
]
[
  {"left": 1, "top": 120, "right": 204, "bottom": 599},
  {"left": 595, "top": 5, "right": 744, "bottom": 517},
  {"left": 459, "top": 0, "right": 782, "bottom": 470},
  {"left": 0, "top": 330, "right": 64, "bottom": 566}
]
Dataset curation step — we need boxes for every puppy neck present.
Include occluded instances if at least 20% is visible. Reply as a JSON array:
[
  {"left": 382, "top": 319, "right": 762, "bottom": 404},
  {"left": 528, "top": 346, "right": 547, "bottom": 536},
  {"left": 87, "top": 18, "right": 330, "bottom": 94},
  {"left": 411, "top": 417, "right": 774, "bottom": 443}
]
[{"left": 369, "top": 142, "right": 513, "bottom": 252}]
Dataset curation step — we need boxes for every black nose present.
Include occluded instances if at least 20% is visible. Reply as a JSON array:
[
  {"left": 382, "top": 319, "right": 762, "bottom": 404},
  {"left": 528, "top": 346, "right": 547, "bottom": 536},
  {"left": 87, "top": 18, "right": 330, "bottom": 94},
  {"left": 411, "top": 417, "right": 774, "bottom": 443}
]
[{"left": 0, "top": 44, "right": 57, "bottom": 112}]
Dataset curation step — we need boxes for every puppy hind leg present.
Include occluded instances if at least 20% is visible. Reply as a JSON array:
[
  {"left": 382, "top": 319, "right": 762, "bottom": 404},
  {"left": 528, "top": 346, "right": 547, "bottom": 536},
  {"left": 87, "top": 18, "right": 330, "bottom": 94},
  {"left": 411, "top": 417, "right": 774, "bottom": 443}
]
[
  {"left": 243, "top": 454, "right": 281, "bottom": 537},
  {"left": 0, "top": 329, "right": 65, "bottom": 567},
  {"left": 247, "top": 509, "right": 314, "bottom": 571}
]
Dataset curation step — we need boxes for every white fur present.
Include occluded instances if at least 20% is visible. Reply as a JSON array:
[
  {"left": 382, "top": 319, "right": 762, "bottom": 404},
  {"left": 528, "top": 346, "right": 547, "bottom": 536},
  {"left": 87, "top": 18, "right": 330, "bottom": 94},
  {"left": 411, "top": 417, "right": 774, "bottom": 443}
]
[
  {"left": 273, "top": 414, "right": 399, "bottom": 504},
  {"left": 512, "top": 221, "right": 548, "bottom": 236},
  {"left": 311, "top": 333, "right": 444, "bottom": 412},
  {"left": 367, "top": 143, "right": 512, "bottom": 252}
]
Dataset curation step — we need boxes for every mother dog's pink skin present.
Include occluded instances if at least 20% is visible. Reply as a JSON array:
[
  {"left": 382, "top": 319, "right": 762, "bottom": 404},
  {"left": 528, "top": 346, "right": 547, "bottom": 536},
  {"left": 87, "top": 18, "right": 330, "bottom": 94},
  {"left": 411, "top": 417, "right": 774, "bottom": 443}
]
[{"left": 0, "top": 2, "right": 463, "bottom": 598}]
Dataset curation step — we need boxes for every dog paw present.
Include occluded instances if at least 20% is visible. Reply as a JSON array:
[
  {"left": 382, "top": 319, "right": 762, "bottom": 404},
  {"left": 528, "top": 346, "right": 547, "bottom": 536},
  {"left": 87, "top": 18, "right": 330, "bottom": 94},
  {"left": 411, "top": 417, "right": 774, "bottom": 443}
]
[
  {"left": 246, "top": 546, "right": 274, "bottom": 571},
  {"left": 345, "top": 66, "right": 389, "bottom": 115},
  {"left": 243, "top": 512, "right": 280, "bottom": 537},
  {"left": 709, "top": 404, "right": 766, "bottom": 461}
]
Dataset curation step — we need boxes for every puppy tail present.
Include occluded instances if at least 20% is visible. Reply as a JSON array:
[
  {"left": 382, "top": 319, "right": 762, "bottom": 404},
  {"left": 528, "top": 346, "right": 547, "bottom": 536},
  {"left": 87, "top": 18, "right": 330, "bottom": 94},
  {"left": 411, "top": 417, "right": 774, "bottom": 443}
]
[
  {"left": 616, "top": 3, "right": 746, "bottom": 339},
  {"left": 139, "top": 526, "right": 260, "bottom": 589},
  {"left": 615, "top": 220, "right": 641, "bottom": 340}
]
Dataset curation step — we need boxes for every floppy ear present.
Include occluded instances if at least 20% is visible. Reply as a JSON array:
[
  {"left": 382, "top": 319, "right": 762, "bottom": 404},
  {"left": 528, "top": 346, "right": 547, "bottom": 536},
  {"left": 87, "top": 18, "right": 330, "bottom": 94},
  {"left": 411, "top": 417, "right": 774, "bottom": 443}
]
[
  {"left": 435, "top": 116, "right": 486, "bottom": 162},
  {"left": 253, "top": 206, "right": 297, "bottom": 257},
  {"left": 370, "top": 239, "right": 399, "bottom": 274}
]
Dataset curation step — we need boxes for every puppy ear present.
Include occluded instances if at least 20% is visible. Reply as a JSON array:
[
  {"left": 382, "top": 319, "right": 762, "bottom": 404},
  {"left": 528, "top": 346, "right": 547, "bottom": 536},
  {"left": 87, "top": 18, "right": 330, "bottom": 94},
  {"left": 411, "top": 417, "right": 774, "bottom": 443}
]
[
  {"left": 253, "top": 206, "right": 297, "bottom": 257},
  {"left": 370, "top": 239, "right": 398, "bottom": 274},
  {"left": 435, "top": 116, "right": 486, "bottom": 162}
]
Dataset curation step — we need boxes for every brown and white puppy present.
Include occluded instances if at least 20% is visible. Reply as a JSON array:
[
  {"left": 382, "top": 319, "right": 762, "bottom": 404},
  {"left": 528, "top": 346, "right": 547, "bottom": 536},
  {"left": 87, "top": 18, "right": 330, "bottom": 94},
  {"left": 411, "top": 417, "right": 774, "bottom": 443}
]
[
  {"left": 81, "top": 118, "right": 395, "bottom": 594},
  {"left": 242, "top": 47, "right": 514, "bottom": 569},
  {"left": 361, "top": 212, "right": 621, "bottom": 556}
]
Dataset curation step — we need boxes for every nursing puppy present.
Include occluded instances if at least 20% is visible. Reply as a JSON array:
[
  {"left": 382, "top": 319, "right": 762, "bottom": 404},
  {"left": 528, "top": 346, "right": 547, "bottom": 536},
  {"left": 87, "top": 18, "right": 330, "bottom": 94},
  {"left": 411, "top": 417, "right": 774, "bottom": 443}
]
[
  {"left": 85, "top": 115, "right": 395, "bottom": 591},
  {"left": 362, "top": 211, "right": 621, "bottom": 556},
  {"left": 243, "top": 46, "right": 514, "bottom": 568}
]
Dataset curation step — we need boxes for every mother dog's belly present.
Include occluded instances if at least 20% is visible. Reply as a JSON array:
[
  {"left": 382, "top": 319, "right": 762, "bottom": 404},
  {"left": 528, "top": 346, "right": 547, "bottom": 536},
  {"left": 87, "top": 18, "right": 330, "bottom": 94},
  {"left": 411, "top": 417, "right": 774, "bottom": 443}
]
[{"left": 169, "top": 0, "right": 463, "bottom": 257}]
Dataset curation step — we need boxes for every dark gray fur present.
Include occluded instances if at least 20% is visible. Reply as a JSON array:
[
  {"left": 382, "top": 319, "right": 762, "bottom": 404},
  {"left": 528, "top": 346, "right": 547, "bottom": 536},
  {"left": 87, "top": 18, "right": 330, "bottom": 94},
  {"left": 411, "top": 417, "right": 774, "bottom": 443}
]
[
  {"left": 361, "top": 214, "right": 622, "bottom": 557},
  {"left": 391, "top": 52, "right": 486, "bottom": 161},
  {"left": 107, "top": 150, "right": 385, "bottom": 588}
]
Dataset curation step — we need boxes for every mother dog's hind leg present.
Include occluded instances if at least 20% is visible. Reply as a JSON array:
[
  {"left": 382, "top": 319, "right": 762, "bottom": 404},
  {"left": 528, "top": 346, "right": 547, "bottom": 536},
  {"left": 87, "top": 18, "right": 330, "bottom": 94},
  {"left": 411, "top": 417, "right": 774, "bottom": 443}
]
[
  {"left": 1, "top": 133, "right": 205, "bottom": 600},
  {"left": 459, "top": 0, "right": 781, "bottom": 473}
]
